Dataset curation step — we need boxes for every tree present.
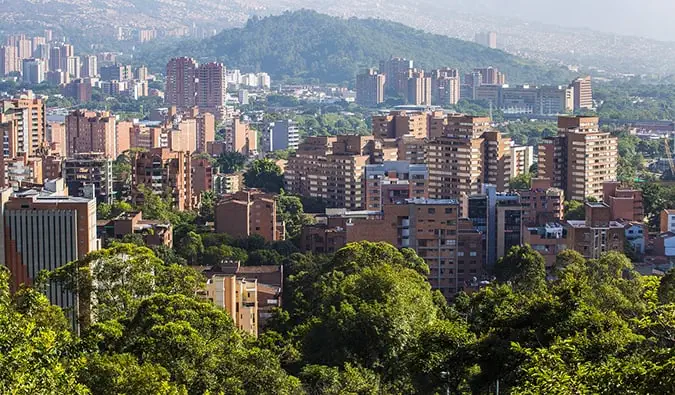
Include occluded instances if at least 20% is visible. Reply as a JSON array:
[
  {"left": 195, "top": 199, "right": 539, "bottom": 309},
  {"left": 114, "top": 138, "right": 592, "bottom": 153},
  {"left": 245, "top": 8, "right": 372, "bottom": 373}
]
[
  {"left": 0, "top": 270, "right": 88, "bottom": 394},
  {"left": 564, "top": 200, "right": 585, "bottom": 220},
  {"left": 49, "top": 243, "right": 204, "bottom": 326},
  {"left": 247, "top": 249, "right": 283, "bottom": 266},
  {"left": 494, "top": 245, "right": 546, "bottom": 294},
  {"left": 198, "top": 190, "right": 216, "bottom": 223},
  {"left": 277, "top": 193, "right": 315, "bottom": 241},
  {"left": 202, "top": 245, "right": 248, "bottom": 266},
  {"left": 244, "top": 159, "right": 284, "bottom": 193},
  {"left": 509, "top": 172, "right": 532, "bottom": 190},
  {"left": 176, "top": 231, "right": 204, "bottom": 264},
  {"left": 217, "top": 151, "right": 246, "bottom": 174}
]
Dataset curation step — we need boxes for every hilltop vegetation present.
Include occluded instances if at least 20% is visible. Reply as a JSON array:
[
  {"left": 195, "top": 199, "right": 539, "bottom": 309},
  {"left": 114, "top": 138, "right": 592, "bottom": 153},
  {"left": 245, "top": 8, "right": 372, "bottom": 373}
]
[{"left": 140, "top": 10, "right": 571, "bottom": 84}]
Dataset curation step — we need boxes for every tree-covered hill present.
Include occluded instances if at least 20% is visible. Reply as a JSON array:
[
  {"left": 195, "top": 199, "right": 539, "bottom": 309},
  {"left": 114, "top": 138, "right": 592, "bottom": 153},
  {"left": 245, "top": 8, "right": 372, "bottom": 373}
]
[{"left": 140, "top": 10, "right": 571, "bottom": 84}]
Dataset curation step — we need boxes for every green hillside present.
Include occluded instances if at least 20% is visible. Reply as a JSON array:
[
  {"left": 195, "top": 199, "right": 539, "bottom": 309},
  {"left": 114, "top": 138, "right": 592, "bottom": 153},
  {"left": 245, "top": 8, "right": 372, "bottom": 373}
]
[{"left": 144, "top": 10, "right": 571, "bottom": 84}]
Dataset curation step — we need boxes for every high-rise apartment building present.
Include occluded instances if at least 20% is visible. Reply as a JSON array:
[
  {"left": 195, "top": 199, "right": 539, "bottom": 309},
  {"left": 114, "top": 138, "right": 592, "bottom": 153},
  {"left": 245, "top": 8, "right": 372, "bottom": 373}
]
[
  {"left": 407, "top": 70, "right": 432, "bottom": 106},
  {"left": 225, "top": 118, "right": 257, "bottom": 155},
  {"left": 22, "top": 58, "right": 45, "bottom": 84},
  {"left": 571, "top": 76, "right": 593, "bottom": 110},
  {"left": 538, "top": 116, "right": 617, "bottom": 201},
  {"left": 472, "top": 67, "right": 506, "bottom": 85},
  {"left": 100, "top": 63, "right": 133, "bottom": 81},
  {"left": 131, "top": 148, "right": 193, "bottom": 211},
  {"left": 285, "top": 135, "right": 387, "bottom": 210},
  {"left": 301, "top": 199, "right": 484, "bottom": 298},
  {"left": 363, "top": 161, "right": 428, "bottom": 210},
  {"left": 509, "top": 145, "right": 534, "bottom": 179},
  {"left": 196, "top": 62, "right": 226, "bottom": 119},
  {"left": 3, "top": 191, "right": 97, "bottom": 324},
  {"left": 371, "top": 110, "right": 431, "bottom": 140},
  {"left": 64, "top": 153, "right": 114, "bottom": 204},
  {"left": 81, "top": 55, "right": 98, "bottom": 78},
  {"left": 0, "top": 46, "right": 17, "bottom": 76},
  {"left": 215, "top": 190, "right": 282, "bottom": 242},
  {"left": 379, "top": 57, "right": 413, "bottom": 96},
  {"left": 195, "top": 111, "right": 216, "bottom": 153},
  {"left": 65, "top": 110, "right": 116, "bottom": 159},
  {"left": 475, "top": 31, "right": 497, "bottom": 49},
  {"left": 165, "top": 57, "right": 198, "bottom": 109},
  {"left": 263, "top": 120, "right": 300, "bottom": 152},
  {"left": 66, "top": 56, "right": 80, "bottom": 78},
  {"left": 356, "top": 68, "right": 386, "bottom": 107},
  {"left": 0, "top": 96, "right": 46, "bottom": 156},
  {"left": 482, "top": 130, "right": 512, "bottom": 192},
  {"left": 427, "top": 115, "right": 493, "bottom": 201},
  {"left": 430, "top": 68, "right": 460, "bottom": 106}
]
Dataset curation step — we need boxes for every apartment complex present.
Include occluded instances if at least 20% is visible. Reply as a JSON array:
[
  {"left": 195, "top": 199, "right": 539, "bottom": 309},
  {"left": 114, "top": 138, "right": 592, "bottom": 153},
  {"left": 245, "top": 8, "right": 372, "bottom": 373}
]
[
  {"left": 0, "top": 96, "right": 46, "bottom": 156},
  {"left": 131, "top": 148, "right": 193, "bottom": 211},
  {"left": 407, "top": 70, "right": 432, "bottom": 106},
  {"left": 224, "top": 118, "right": 257, "bottom": 156},
  {"left": 165, "top": 57, "right": 198, "bottom": 109},
  {"left": 571, "top": 76, "right": 593, "bottom": 110},
  {"left": 202, "top": 273, "right": 259, "bottom": 336},
  {"left": 427, "top": 115, "right": 507, "bottom": 201},
  {"left": 379, "top": 57, "right": 413, "bottom": 96},
  {"left": 285, "top": 135, "right": 389, "bottom": 210},
  {"left": 63, "top": 153, "right": 113, "bottom": 204},
  {"left": 196, "top": 62, "right": 226, "bottom": 120},
  {"left": 371, "top": 110, "right": 431, "bottom": 140},
  {"left": 356, "top": 68, "right": 386, "bottom": 107},
  {"left": 213, "top": 172, "right": 243, "bottom": 196},
  {"left": 430, "top": 68, "right": 460, "bottom": 106},
  {"left": 65, "top": 110, "right": 116, "bottom": 159},
  {"left": 262, "top": 119, "right": 300, "bottom": 152},
  {"left": 97, "top": 211, "right": 173, "bottom": 247},
  {"left": 214, "top": 190, "right": 282, "bottom": 242},
  {"left": 300, "top": 199, "right": 484, "bottom": 297},
  {"left": 538, "top": 116, "right": 617, "bottom": 201},
  {"left": 364, "top": 161, "right": 428, "bottom": 210}
]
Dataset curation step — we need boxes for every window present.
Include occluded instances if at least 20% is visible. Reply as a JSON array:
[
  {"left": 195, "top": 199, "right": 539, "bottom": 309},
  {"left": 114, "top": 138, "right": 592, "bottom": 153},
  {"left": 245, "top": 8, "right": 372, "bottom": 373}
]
[{"left": 428, "top": 208, "right": 436, "bottom": 214}]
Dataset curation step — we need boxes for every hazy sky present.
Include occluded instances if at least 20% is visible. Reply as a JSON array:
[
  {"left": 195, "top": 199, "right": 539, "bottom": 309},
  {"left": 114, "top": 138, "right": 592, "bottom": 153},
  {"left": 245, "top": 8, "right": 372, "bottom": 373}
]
[{"left": 474, "top": 0, "right": 675, "bottom": 40}]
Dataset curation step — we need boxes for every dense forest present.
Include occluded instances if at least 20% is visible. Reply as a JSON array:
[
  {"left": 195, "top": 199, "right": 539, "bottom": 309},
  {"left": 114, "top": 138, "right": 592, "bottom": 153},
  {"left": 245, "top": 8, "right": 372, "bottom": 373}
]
[
  {"left": 136, "top": 10, "right": 571, "bottom": 84},
  {"left": 1, "top": 238, "right": 674, "bottom": 394}
]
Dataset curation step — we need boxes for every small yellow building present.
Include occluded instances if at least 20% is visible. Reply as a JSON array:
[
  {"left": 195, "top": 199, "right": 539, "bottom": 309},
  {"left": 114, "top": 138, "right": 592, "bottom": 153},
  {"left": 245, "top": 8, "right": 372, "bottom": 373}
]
[{"left": 202, "top": 274, "right": 258, "bottom": 337}]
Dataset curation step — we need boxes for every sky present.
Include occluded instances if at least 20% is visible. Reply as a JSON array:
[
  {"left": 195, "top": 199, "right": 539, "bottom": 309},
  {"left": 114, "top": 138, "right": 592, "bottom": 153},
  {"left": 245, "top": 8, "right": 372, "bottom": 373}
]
[{"left": 469, "top": 0, "right": 675, "bottom": 41}]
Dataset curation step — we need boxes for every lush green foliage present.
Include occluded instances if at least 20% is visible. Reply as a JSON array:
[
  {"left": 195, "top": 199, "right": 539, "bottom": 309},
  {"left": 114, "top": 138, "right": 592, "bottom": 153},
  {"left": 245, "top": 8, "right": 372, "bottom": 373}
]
[
  {"left": 4, "top": 239, "right": 675, "bottom": 393},
  {"left": 140, "top": 10, "right": 570, "bottom": 84},
  {"left": 595, "top": 82, "right": 675, "bottom": 120},
  {"left": 244, "top": 159, "right": 284, "bottom": 193}
]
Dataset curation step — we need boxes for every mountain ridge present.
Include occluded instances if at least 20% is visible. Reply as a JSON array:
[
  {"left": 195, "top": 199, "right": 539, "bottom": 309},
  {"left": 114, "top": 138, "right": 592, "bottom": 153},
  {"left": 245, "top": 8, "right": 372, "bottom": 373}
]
[{"left": 139, "top": 10, "right": 571, "bottom": 84}]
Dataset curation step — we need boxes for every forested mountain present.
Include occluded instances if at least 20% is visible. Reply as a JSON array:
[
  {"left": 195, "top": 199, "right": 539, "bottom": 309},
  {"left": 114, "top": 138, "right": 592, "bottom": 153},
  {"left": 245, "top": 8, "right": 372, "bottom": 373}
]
[{"left": 140, "top": 10, "right": 571, "bottom": 84}]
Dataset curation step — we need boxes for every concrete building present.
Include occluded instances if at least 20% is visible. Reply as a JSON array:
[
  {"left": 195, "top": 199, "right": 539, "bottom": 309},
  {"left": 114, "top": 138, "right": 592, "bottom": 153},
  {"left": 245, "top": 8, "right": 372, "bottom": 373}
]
[
  {"left": 356, "top": 68, "right": 385, "bottom": 107},
  {"left": 538, "top": 116, "right": 617, "bottom": 201},
  {"left": 264, "top": 120, "right": 300, "bottom": 152},
  {"left": 371, "top": 110, "right": 431, "bottom": 140},
  {"left": 472, "top": 67, "right": 506, "bottom": 85},
  {"left": 428, "top": 115, "right": 503, "bottom": 201},
  {"left": 603, "top": 181, "right": 644, "bottom": 222},
  {"left": 284, "top": 135, "right": 390, "bottom": 210},
  {"left": 22, "top": 58, "right": 45, "bottom": 84},
  {"left": 201, "top": 273, "right": 258, "bottom": 336},
  {"left": 571, "top": 76, "right": 593, "bottom": 110},
  {"left": 0, "top": 46, "right": 17, "bottom": 76},
  {"left": 467, "top": 185, "right": 522, "bottom": 269},
  {"left": 195, "top": 111, "right": 216, "bottom": 153},
  {"left": 65, "top": 110, "right": 116, "bottom": 159},
  {"left": 81, "top": 55, "right": 98, "bottom": 78},
  {"left": 62, "top": 79, "right": 92, "bottom": 103},
  {"left": 509, "top": 145, "right": 534, "bottom": 179},
  {"left": 379, "top": 57, "right": 413, "bottom": 96},
  {"left": 3, "top": 191, "right": 97, "bottom": 325},
  {"left": 430, "top": 68, "right": 460, "bottom": 106},
  {"left": 225, "top": 118, "right": 257, "bottom": 156},
  {"left": 97, "top": 211, "right": 172, "bottom": 247},
  {"left": 475, "top": 31, "right": 497, "bottom": 49},
  {"left": 518, "top": 178, "right": 565, "bottom": 226},
  {"left": 131, "top": 148, "right": 193, "bottom": 211},
  {"left": 196, "top": 62, "right": 226, "bottom": 120},
  {"left": 63, "top": 153, "right": 114, "bottom": 204},
  {"left": 660, "top": 209, "right": 675, "bottom": 234},
  {"left": 522, "top": 222, "right": 567, "bottom": 268},
  {"left": 165, "top": 57, "right": 198, "bottom": 109},
  {"left": 566, "top": 202, "right": 625, "bottom": 259},
  {"left": 214, "top": 172, "right": 243, "bottom": 195},
  {"left": 0, "top": 154, "right": 43, "bottom": 189},
  {"left": 66, "top": 56, "right": 80, "bottom": 79},
  {"left": 0, "top": 96, "right": 46, "bottom": 156},
  {"left": 99, "top": 64, "right": 132, "bottom": 81},
  {"left": 191, "top": 157, "right": 214, "bottom": 201},
  {"left": 214, "top": 190, "right": 282, "bottom": 242},
  {"left": 407, "top": 70, "right": 432, "bottom": 106},
  {"left": 300, "top": 199, "right": 485, "bottom": 298},
  {"left": 364, "top": 161, "right": 428, "bottom": 210}
]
